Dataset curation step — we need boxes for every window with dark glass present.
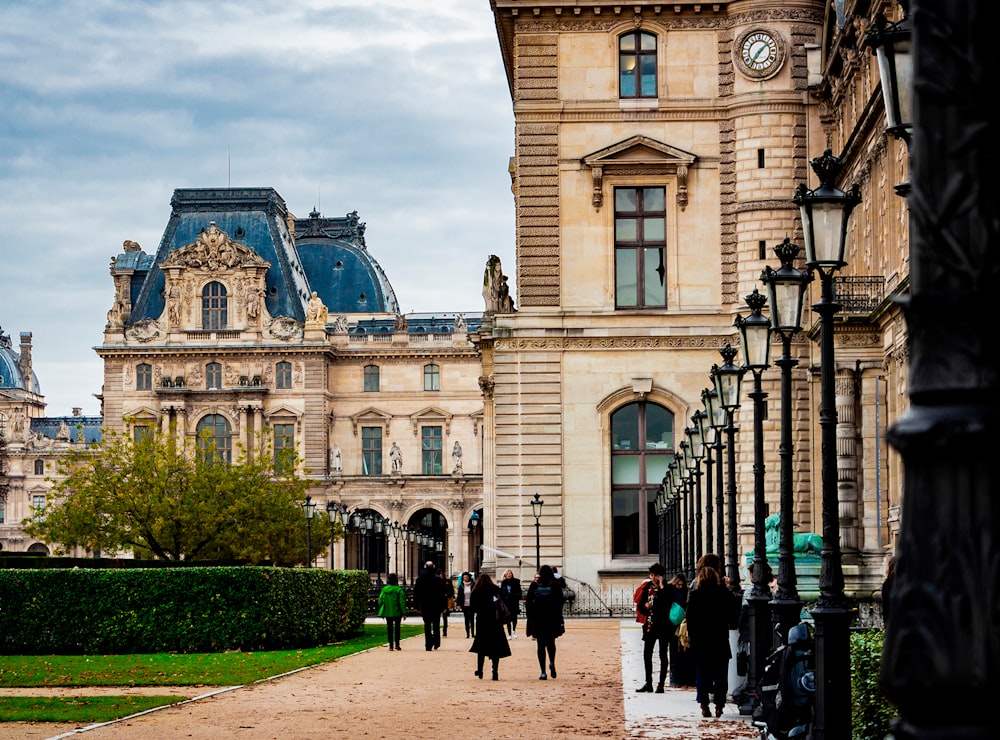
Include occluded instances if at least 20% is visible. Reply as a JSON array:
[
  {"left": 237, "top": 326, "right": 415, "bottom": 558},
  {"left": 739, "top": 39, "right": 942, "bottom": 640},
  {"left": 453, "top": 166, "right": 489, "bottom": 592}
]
[
  {"left": 273, "top": 423, "right": 294, "bottom": 474},
  {"left": 276, "top": 361, "right": 292, "bottom": 389},
  {"left": 133, "top": 425, "right": 151, "bottom": 443},
  {"left": 615, "top": 187, "right": 667, "bottom": 308},
  {"left": 423, "top": 363, "right": 440, "bottom": 392},
  {"left": 197, "top": 414, "right": 232, "bottom": 463},
  {"left": 362, "top": 426, "right": 383, "bottom": 475},
  {"left": 32, "top": 494, "right": 46, "bottom": 521},
  {"left": 364, "top": 364, "right": 380, "bottom": 392},
  {"left": 421, "top": 426, "right": 443, "bottom": 474},
  {"left": 206, "top": 362, "right": 223, "bottom": 390},
  {"left": 136, "top": 363, "right": 152, "bottom": 390},
  {"left": 34, "top": 459, "right": 44, "bottom": 475},
  {"left": 0, "top": 500, "right": 5, "bottom": 524},
  {"left": 201, "top": 281, "right": 228, "bottom": 330},
  {"left": 620, "top": 31, "right": 657, "bottom": 98},
  {"left": 611, "top": 401, "right": 674, "bottom": 557}
]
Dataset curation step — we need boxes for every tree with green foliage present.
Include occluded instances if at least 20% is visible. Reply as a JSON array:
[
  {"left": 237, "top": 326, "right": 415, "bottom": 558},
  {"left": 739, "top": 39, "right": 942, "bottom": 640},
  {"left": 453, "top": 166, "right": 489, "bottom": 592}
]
[{"left": 24, "top": 425, "right": 332, "bottom": 565}]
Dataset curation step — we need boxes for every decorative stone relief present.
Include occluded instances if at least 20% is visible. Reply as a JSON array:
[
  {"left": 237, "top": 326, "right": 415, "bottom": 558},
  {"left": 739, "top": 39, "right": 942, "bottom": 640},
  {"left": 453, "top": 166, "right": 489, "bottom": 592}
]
[
  {"left": 125, "top": 318, "right": 164, "bottom": 344},
  {"left": 264, "top": 316, "right": 302, "bottom": 341}
]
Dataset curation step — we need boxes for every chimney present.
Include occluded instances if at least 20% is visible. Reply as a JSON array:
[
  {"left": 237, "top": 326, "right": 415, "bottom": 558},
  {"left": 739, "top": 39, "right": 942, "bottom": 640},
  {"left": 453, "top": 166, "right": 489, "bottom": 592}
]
[{"left": 18, "top": 332, "right": 32, "bottom": 392}]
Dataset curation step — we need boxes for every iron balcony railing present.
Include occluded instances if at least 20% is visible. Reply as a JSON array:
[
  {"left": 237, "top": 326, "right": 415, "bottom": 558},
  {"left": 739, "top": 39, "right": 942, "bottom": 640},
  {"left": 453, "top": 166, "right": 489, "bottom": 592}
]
[{"left": 835, "top": 275, "right": 885, "bottom": 313}]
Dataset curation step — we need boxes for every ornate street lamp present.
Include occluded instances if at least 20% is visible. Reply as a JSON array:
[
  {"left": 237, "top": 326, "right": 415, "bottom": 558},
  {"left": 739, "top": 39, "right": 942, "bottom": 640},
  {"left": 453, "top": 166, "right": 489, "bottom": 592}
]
[
  {"left": 470, "top": 510, "right": 481, "bottom": 572},
  {"left": 703, "top": 385, "right": 727, "bottom": 561},
  {"left": 326, "top": 501, "right": 338, "bottom": 569},
  {"left": 390, "top": 520, "right": 401, "bottom": 579},
  {"left": 301, "top": 495, "right": 317, "bottom": 568},
  {"left": 761, "top": 238, "right": 812, "bottom": 645},
  {"left": 712, "top": 342, "right": 745, "bottom": 594},
  {"left": 448, "top": 551, "right": 454, "bottom": 578},
  {"left": 865, "top": 6, "right": 912, "bottom": 145},
  {"left": 795, "top": 149, "right": 860, "bottom": 740},
  {"left": 735, "top": 287, "right": 773, "bottom": 712},
  {"left": 689, "top": 410, "right": 707, "bottom": 562},
  {"left": 530, "top": 493, "right": 544, "bottom": 572},
  {"left": 694, "top": 403, "right": 714, "bottom": 558}
]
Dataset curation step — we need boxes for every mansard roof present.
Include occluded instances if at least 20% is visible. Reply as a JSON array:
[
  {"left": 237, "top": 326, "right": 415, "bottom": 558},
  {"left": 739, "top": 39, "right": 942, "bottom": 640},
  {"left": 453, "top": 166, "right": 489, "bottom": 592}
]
[{"left": 0, "top": 329, "right": 40, "bottom": 394}]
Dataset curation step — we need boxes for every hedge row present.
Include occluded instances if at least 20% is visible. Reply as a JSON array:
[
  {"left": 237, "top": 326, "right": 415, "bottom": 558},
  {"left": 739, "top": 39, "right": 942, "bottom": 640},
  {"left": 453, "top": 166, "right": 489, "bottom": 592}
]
[
  {"left": 0, "top": 567, "right": 369, "bottom": 655},
  {"left": 851, "top": 629, "right": 897, "bottom": 740}
]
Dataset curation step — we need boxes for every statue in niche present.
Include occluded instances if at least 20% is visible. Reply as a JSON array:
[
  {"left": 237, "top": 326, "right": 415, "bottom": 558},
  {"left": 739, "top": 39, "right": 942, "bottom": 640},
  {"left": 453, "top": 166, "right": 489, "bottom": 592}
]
[
  {"left": 330, "top": 443, "right": 343, "bottom": 474},
  {"left": 167, "top": 283, "right": 181, "bottom": 326},
  {"left": 306, "top": 291, "right": 328, "bottom": 323},
  {"left": 389, "top": 442, "right": 403, "bottom": 473},
  {"left": 245, "top": 285, "right": 263, "bottom": 319},
  {"left": 452, "top": 441, "right": 463, "bottom": 474}
]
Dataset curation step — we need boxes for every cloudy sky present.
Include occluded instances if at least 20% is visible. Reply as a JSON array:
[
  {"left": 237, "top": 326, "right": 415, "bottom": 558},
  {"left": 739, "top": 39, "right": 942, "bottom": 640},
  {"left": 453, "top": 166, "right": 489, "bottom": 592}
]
[{"left": 0, "top": 0, "right": 515, "bottom": 417}]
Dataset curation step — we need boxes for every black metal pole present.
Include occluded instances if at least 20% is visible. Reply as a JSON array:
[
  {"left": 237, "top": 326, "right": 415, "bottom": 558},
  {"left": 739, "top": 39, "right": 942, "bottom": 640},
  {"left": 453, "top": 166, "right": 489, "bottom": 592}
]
[
  {"left": 882, "top": 4, "right": 999, "bottom": 739},
  {"left": 741, "top": 369, "right": 771, "bottom": 713},
  {"left": 534, "top": 516, "right": 541, "bottom": 572},
  {"left": 725, "top": 410, "right": 741, "bottom": 594},
  {"left": 681, "top": 478, "right": 691, "bottom": 578},
  {"left": 811, "top": 270, "right": 851, "bottom": 740},
  {"left": 714, "top": 434, "right": 725, "bottom": 564},
  {"left": 771, "top": 332, "right": 802, "bottom": 645},
  {"left": 693, "top": 465, "right": 703, "bottom": 562},
  {"left": 703, "top": 444, "right": 714, "bottom": 560},
  {"left": 306, "top": 517, "right": 312, "bottom": 568}
]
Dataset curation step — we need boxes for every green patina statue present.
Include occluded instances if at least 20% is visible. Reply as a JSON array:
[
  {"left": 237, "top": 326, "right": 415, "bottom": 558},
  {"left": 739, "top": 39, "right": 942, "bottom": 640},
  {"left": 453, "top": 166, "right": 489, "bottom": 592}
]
[{"left": 764, "top": 513, "right": 823, "bottom": 555}]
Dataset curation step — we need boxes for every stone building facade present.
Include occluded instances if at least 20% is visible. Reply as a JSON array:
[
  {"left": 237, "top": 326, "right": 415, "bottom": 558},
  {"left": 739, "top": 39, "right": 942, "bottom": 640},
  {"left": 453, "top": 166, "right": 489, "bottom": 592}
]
[{"left": 481, "top": 0, "right": 905, "bottom": 599}]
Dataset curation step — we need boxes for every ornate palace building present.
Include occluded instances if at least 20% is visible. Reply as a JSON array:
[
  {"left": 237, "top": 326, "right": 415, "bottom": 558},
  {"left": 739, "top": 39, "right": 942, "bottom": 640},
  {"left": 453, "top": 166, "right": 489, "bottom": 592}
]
[{"left": 479, "top": 0, "right": 907, "bottom": 601}]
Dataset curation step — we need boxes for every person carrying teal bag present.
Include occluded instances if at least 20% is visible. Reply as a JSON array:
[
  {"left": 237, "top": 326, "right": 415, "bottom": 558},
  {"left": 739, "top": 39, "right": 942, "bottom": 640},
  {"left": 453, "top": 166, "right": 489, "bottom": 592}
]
[{"left": 378, "top": 572, "right": 407, "bottom": 651}]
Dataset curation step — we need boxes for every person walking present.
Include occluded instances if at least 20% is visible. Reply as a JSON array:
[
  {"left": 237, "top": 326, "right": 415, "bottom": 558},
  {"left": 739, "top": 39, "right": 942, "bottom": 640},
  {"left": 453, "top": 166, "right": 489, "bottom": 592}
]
[
  {"left": 634, "top": 562, "right": 680, "bottom": 693},
  {"left": 456, "top": 571, "right": 476, "bottom": 638},
  {"left": 441, "top": 570, "right": 456, "bottom": 638},
  {"left": 499, "top": 569, "right": 522, "bottom": 638},
  {"left": 525, "top": 564, "right": 565, "bottom": 680},
  {"left": 413, "top": 561, "right": 446, "bottom": 651},
  {"left": 685, "top": 564, "right": 739, "bottom": 718},
  {"left": 377, "top": 572, "right": 406, "bottom": 651},
  {"left": 468, "top": 572, "right": 511, "bottom": 680}
]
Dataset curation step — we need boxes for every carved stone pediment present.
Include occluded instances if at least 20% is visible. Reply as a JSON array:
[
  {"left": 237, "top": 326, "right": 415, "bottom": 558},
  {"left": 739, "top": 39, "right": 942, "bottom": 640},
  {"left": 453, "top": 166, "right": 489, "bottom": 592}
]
[
  {"left": 161, "top": 222, "right": 268, "bottom": 271},
  {"left": 582, "top": 136, "right": 697, "bottom": 210}
]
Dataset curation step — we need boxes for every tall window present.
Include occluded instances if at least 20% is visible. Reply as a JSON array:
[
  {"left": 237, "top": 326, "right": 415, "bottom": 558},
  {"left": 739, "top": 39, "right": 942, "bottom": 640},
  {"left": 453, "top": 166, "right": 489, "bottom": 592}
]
[
  {"left": 0, "top": 500, "right": 5, "bottom": 524},
  {"left": 611, "top": 401, "right": 674, "bottom": 557},
  {"left": 620, "top": 31, "right": 657, "bottom": 98},
  {"left": 34, "top": 459, "right": 44, "bottom": 475},
  {"left": 32, "top": 494, "right": 46, "bottom": 521},
  {"left": 423, "top": 363, "right": 440, "bottom": 391},
  {"left": 133, "top": 425, "right": 152, "bottom": 443},
  {"left": 136, "top": 363, "right": 152, "bottom": 390},
  {"left": 276, "top": 361, "right": 292, "bottom": 389},
  {"left": 362, "top": 426, "right": 383, "bottom": 475},
  {"left": 273, "top": 423, "right": 295, "bottom": 474},
  {"left": 615, "top": 187, "right": 666, "bottom": 308},
  {"left": 364, "top": 364, "right": 380, "bottom": 392},
  {"left": 197, "top": 414, "right": 232, "bottom": 463},
  {"left": 421, "top": 426, "right": 443, "bottom": 474},
  {"left": 206, "top": 362, "right": 223, "bottom": 390},
  {"left": 201, "top": 281, "right": 228, "bottom": 330}
]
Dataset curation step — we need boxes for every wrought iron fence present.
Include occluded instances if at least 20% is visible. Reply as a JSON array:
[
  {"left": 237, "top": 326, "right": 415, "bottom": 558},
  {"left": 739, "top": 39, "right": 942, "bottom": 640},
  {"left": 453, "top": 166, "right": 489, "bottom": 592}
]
[{"left": 835, "top": 275, "right": 885, "bottom": 313}]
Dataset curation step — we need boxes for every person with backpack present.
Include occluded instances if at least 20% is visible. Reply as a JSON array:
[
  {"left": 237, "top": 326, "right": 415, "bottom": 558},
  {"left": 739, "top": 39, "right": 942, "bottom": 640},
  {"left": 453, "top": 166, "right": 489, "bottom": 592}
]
[
  {"left": 525, "top": 564, "right": 565, "bottom": 680},
  {"left": 634, "top": 563, "right": 680, "bottom": 693}
]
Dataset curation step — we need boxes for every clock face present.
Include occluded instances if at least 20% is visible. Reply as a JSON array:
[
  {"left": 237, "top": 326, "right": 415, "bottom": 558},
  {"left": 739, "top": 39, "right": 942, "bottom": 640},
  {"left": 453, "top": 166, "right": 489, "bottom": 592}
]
[{"left": 742, "top": 32, "right": 778, "bottom": 72}]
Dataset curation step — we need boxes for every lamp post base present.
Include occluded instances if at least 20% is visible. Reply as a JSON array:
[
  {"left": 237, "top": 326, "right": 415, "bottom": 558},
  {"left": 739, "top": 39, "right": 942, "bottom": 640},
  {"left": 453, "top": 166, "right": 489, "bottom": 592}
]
[
  {"left": 737, "top": 591, "right": 772, "bottom": 714},
  {"left": 770, "top": 596, "right": 803, "bottom": 648},
  {"left": 811, "top": 603, "right": 853, "bottom": 740}
]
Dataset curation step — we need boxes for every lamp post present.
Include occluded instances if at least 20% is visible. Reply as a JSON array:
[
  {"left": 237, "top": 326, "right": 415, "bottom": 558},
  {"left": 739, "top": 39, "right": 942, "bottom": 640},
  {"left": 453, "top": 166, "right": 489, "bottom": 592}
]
[
  {"left": 469, "top": 510, "right": 480, "bottom": 572},
  {"left": 712, "top": 342, "right": 745, "bottom": 595},
  {"left": 669, "top": 456, "right": 688, "bottom": 576},
  {"left": 864, "top": 6, "right": 912, "bottom": 146},
  {"left": 690, "top": 409, "right": 707, "bottom": 563},
  {"left": 699, "top": 393, "right": 716, "bottom": 555},
  {"left": 407, "top": 528, "right": 416, "bottom": 583},
  {"left": 448, "top": 551, "right": 454, "bottom": 578},
  {"left": 301, "top": 495, "right": 317, "bottom": 567},
  {"left": 390, "top": 520, "right": 400, "bottom": 578},
  {"left": 703, "top": 386, "right": 727, "bottom": 561},
  {"left": 795, "top": 148, "right": 860, "bottom": 740},
  {"left": 735, "top": 287, "right": 773, "bottom": 712},
  {"left": 326, "top": 501, "right": 338, "bottom": 569},
  {"left": 530, "top": 493, "right": 544, "bottom": 572},
  {"left": 761, "top": 238, "right": 811, "bottom": 645}
]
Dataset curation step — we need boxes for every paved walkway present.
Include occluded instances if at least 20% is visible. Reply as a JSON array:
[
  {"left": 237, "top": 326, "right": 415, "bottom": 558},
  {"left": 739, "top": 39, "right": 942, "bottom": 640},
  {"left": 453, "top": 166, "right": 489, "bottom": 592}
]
[{"left": 7, "top": 619, "right": 759, "bottom": 740}]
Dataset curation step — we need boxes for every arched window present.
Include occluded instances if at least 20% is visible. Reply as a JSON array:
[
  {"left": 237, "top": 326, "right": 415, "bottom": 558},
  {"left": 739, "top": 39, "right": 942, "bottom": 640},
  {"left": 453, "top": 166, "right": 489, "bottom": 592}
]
[
  {"left": 206, "top": 362, "right": 223, "bottom": 390},
  {"left": 423, "top": 363, "right": 440, "bottom": 391},
  {"left": 611, "top": 401, "right": 673, "bottom": 557},
  {"left": 197, "top": 414, "right": 232, "bottom": 463},
  {"left": 201, "top": 281, "right": 228, "bottom": 330},
  {"left": 34, "top": 459, "right": 44, "bottom": 475},
  {"left": 619, "top": 31, "right": 657, "bottom": 98},
  {"left": 136, "top": 363, "right": 152, "bottom": 390},
  {"left": 275, "top": 361, "right": 292, "bottom": 389}
]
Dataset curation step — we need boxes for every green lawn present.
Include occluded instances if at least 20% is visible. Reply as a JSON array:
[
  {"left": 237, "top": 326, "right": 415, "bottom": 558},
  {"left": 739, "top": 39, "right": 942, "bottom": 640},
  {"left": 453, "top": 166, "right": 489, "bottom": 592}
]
[{"left": 0, "top": 623, "right": 423, "bottom": 723}]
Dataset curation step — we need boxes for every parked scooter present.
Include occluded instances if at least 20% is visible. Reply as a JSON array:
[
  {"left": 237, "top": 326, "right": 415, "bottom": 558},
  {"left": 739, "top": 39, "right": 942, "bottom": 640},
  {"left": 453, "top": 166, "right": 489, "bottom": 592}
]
[{"left": 752, "top": 622, "right": 816, "bottom": 739}]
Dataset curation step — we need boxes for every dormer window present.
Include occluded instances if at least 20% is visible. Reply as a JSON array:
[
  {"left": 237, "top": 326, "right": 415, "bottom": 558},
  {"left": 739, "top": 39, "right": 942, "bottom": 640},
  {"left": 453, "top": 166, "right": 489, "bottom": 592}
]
[
  {"left": 620, "top": 31, "right": 657, "bottom": 98},
  {"left": 201, "top": 281, "right": 228, "bottom": 330}
]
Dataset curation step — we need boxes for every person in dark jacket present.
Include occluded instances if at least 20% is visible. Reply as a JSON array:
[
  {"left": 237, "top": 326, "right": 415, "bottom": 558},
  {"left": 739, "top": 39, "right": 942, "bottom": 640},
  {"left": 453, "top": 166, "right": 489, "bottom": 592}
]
[
  {"left": 685, "top": 564, "right": 739, "bottom": 718},
  {"left": 499, "top": 569, "right": 523, "bottom": 638},
  {"left": 667, "top": 572, "right": 696, "bottom": 686},
  {"left": 412, "top": 561, "right": 446, "bottom": 651},
  {"left": 525, "top": 564, "right": 565, "bottom": 680},
  {"left": 441, "top": 571, "right": 456, "bottom": 637},
  {"left": 468, "top": 572, "right": 511, "bottom": 680},
  {"left": 634, "top": 562, "right": 680, "bottom": 693},
  {"left": 455, "top": 571, "right": 476, "bottom": 638}
]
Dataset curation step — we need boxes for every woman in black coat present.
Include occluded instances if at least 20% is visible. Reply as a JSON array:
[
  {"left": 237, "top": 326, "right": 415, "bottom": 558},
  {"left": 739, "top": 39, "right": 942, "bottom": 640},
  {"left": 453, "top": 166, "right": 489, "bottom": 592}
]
[
  {"left": 525, "top": 564, "right": 565, "bottom": 680},
  {"left": 685, "top": 565, "right": 739, "bottom": 718},
  {"left": 468, "top": 572, "right": 511, "bottom": 680}
]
